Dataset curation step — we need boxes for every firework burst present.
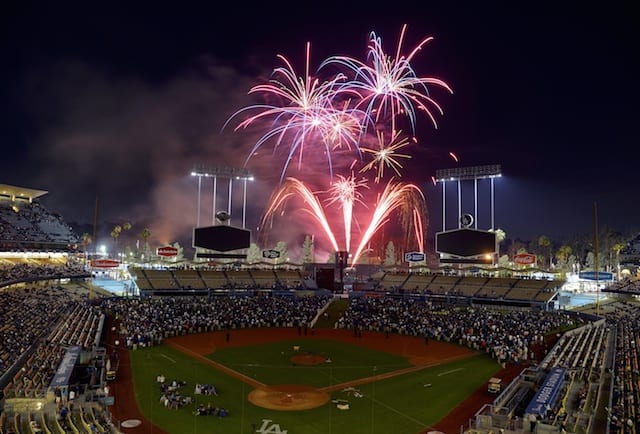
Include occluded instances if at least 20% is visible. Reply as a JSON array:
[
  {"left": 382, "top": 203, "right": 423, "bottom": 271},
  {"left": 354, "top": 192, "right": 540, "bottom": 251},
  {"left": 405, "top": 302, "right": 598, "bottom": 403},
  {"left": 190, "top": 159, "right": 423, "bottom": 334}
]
[
  {"left": 224, "top": 42, "right": 364, "bottom": 182},
  {"left": 321, "top": 24, "right": 452, "bottom": 134},
  {"left": 228, "top": 25, "right": 450, "bottom": 265},
  {"left": 359, "top": 129, "right": 413, "bottom": 182}
]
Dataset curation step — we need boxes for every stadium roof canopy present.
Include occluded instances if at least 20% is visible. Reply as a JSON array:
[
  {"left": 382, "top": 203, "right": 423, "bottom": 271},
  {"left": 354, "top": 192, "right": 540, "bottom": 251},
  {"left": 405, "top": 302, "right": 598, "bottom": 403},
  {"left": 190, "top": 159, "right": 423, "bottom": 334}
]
[{"left": 0, "top": 183, "right": 48, "bottom": 202}]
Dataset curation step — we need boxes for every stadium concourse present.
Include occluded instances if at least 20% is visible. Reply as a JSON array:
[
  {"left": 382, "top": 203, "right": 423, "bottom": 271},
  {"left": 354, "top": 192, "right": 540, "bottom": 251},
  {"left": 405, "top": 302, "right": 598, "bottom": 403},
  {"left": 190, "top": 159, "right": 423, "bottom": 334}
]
[{"left": 3, "top": 185, "right": 640, "bottom": 433}]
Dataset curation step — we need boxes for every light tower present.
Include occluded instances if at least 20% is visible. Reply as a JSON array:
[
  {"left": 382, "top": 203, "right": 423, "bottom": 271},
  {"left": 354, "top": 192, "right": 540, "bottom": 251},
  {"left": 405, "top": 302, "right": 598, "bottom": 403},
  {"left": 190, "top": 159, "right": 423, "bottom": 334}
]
[
  {"left": 433, "top": 164, "right": 502, "bottom": 266},
  {"left": 434, "top": 164, "right": 502, "bottom": 232},
  {"left": 190, "top": 166, "right": 254, "bottom": 229}
]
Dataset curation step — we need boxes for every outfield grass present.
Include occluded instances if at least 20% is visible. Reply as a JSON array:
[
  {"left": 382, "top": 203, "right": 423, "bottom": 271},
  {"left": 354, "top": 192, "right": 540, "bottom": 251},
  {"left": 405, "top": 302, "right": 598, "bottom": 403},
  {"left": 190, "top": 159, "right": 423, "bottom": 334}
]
[
  {"left": 129, "top": 336, "right": 501, "bottom": 434},
  {"left": 209, "top": 338, "right": 412, "bottom": 387}
]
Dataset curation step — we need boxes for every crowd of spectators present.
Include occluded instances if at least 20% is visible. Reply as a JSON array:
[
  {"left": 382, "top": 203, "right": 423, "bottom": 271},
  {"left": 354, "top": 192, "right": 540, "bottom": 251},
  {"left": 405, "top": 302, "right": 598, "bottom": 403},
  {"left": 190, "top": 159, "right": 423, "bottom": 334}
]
[
  {"left": 604, "top": 276, "right": 640, "bottom": 295},
  {"left": 335, "top": 297, "right": 586, "bottom": 365},
  {"left": 0, "top": 262, "right": 88, "bottom": 286},
  {"left": 100, "top": 294, "right": 332, "bottom": 349},
  {"left": 605, "top": 301, "right": 640, "bottom": 433},
  {"left": 0, "top": 199, "right": 78, "bottom": 246},
  {"left": 0, "top": 286, "right": 80, "bottom": 377},
  {"left": 0, "top": 284, "right": 101, "bottom": 400}
]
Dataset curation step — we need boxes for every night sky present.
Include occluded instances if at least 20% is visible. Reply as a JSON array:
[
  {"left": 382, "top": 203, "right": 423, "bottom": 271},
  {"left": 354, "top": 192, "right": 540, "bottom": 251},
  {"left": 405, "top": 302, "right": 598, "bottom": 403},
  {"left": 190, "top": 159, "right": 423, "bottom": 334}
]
[{"left": 1, "top": 2, "right": 638, "bottom": 254}]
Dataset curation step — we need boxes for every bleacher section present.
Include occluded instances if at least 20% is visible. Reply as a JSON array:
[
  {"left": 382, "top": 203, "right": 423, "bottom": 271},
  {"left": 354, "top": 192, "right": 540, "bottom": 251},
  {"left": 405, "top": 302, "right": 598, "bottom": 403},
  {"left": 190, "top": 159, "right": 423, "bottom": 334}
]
[
  {"left": 46, "top": 303, "right": 104, "bottom": 350},
  {"left": 425, "top": 274, "right": 461, "bottom": 293},
  {"left": 507, "top": 278, "right": 552, "bottom": 301},
  {"left": 225, "top": 269, "right": 255, "bottom": 289},
  {"left": 275, "top": 269, "right": 304, "bottom": 289},
  {"left": 0, "top": 198, "right": 79, "bottom": 251},
  {"left": 402, "top": 272, "right": 435, "bottom": 291},
  {"left": 141, "top": 269, "right": 180, "bottom": 291},
  {"left": 128, "top": 267, "right": 561, "bottom": 309},
  {"left": 378, "top": 271, "right": 409, "bottom": 290},
  {"left": 130, "top": 267, "right": 310, "bottom": 294},
  {"left": 130, "top": 268, "right": 153, "bottom": 291},
  {"left": 199, "top": 270, "right": 231, "bottom": 289},
  {"left": 249, "top": 269, "right": 278, "bottom": 288},
  {"left": 455, "top": 276, "right": 488, "bottom": 297},
  {"left": 172, "top": 269, "right": 207, "bottom": 290},
  {"left": 476, "top": 277, "right": 518, "bottom": 298}
]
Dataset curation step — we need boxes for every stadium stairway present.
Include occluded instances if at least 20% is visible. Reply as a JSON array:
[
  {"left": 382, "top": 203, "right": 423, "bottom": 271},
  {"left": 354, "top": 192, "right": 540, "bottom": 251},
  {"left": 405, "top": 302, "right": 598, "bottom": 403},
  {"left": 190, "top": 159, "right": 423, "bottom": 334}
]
[{"left": 313, "top": 298, "right": 349, "bottom": 328}]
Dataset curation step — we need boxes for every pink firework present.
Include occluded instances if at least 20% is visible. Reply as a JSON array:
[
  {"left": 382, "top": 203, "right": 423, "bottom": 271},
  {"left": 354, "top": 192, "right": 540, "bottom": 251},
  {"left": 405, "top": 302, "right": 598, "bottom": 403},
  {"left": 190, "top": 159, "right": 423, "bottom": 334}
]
[
  {"left": 261, "top": 175, "right": 425, "bottom": 266},
  {"left": 324, "top": 174, "right": 368, "bottom": 253},
  {"left": 350, "top": 179, "right": 426, "bottom": 264},
  {"left": 228, "top": 24, "right": 448, "bottom": 265},
  {"left": 359, "top": 129, "right": 413, "bottom": 183},
  {"left": 260, "top": 177, "right": 340, "bottom": 253},
  {"left": 321, "top": 24, "right": 453, "bottom": 133},
  {"left": 224, "top": 42, "right": 365, "bottom": 181}
]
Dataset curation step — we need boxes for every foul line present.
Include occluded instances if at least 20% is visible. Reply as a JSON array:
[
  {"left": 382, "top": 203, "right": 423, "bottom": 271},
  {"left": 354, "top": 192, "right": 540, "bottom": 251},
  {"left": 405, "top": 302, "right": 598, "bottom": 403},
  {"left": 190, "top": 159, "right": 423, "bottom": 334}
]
[
  {"left": 164, "top": 340, "right": 265, "bottom": 389},
  {"left": 438, "top": 368, "right": 464, "bottom": 376},
  {"left": 319, "top": 353, "right": 476, "bottom": 392},
  {"left": 365, "top": 393, "right": 429, "bottom": 428},
  {"left": 160, "top": 354, "right": 176, "bottom": 364}
]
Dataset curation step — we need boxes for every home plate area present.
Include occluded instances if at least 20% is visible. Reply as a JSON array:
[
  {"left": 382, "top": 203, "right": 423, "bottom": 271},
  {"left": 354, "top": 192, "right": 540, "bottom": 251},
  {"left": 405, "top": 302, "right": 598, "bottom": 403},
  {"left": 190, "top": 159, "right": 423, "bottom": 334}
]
[{"left": 248, "top": 384, "right": 330, "bottom": 410}]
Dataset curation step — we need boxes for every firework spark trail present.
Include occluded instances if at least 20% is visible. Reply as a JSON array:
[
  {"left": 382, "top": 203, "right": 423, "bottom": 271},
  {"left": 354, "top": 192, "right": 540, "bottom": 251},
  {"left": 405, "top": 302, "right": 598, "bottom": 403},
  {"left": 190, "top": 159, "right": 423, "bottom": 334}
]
[
  {"left": 325, "top": 175, "right": 368, "bottom": 253},
  {"left": 261, "top": 178, "right": 340, "bottom": 252},
  {"left": 413, "top": 208, "right": 425, "bottom": 254},
  {"left": 351, "top": 180, "right": 425, "bottom": 265},
  {"left": 320, "top": 24, "right": 452, "bottom": 134}
]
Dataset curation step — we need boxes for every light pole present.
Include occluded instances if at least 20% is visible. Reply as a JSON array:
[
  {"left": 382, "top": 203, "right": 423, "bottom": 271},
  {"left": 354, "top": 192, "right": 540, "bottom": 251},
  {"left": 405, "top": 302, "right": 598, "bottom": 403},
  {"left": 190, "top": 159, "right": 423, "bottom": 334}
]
[
  {"left": 191, "top": 166, "right": 254, "bottom": 228},
  {"left": 434, "top": 164, "right": 502, "bottom": 232}
]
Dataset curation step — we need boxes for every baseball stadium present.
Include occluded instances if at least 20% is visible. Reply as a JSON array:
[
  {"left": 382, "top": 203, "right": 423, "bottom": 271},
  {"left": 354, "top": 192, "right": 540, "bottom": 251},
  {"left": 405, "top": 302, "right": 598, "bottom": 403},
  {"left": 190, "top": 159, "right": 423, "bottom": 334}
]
[
  {"left": 2, "top": 180, "right": 640, "bottom": 434},
  {"left": 1, "top": 22, "right": 639, "bottom": 434}
]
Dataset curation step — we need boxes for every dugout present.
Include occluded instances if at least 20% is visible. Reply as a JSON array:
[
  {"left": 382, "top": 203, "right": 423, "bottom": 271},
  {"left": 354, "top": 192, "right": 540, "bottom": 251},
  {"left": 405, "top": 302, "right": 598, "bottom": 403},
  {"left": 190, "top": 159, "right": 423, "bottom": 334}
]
[
  {"left": 524, "top": 367, "right": 566, "bottom": 422},
  {"left": 47, "top": 345, "right": 82, "bottom": 402}
]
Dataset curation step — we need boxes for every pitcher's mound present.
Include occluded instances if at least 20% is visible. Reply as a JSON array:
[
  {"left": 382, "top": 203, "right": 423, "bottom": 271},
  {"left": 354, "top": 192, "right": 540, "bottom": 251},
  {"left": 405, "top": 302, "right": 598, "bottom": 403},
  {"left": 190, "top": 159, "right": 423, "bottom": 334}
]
[
  {"left": 291, "top": 354, "right": 326, "bottom": 365},
  {"left": 248, "top": 384, "right": 330, "bottom": 410}
]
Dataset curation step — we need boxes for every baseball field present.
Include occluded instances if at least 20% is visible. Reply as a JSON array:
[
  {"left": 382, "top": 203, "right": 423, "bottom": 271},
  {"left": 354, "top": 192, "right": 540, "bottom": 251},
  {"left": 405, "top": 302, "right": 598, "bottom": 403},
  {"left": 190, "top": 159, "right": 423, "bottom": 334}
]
[{"left": 108, "top": 326, "right": 509, "bottom": 434}]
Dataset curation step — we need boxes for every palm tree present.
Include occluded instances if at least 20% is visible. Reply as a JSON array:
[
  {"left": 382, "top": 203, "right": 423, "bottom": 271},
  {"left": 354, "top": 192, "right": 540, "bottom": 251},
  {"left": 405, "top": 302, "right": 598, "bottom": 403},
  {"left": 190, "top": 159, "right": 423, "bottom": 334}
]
[
  {"left": 122, "top": 222, "right": 132, "bottom": 262},
  {"left": 491, "top": 228, "right": 506, "bottom": 257},
  {"left": 556, "top": 245, "right": 572, "bottom": 275},
  {"left": 81, "top": 233, "right": 92, "bottom": 265},
  {"left": 612, "top": 242, "right": 626, "bottom": 280},
  {"left": 141, "top": 228, "right": 151, "bottom": 257},
  {"left": 556, "top": 245, "right": 572, "bottom": 266},
  {"left": 538, "top": 235, "right": 552, "bottom": 270},
  {"left": 111, "top": 225, "right": 122, "bottom": 258}
]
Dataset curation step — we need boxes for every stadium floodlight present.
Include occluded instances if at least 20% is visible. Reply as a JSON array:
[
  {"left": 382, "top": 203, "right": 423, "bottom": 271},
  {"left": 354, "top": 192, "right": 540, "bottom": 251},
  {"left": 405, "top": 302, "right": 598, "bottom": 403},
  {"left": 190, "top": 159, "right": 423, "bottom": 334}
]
[
  {"left": 190, "top": 166, "right": 253, "bottom": 180},
  {"left": 434, "top": 164, "right": 501, "bottom": 182}
]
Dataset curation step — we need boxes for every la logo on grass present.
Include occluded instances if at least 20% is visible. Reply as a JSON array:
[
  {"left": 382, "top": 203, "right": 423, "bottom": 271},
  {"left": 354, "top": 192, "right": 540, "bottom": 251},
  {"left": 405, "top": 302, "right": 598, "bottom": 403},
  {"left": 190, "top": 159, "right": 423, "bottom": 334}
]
[{"left": 256, "top": 419, "right": 287, "bottom": 434}]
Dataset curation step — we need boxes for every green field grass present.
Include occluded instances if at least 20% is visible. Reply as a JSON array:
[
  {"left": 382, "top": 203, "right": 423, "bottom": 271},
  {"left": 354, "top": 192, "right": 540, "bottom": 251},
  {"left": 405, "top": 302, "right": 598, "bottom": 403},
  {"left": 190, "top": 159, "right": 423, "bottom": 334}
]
[
  {"left": 209, "top": 338, "right": 412, "bottom": 387},
  {"left": 129, "top": 335, "right": 501, "bottom": 434}
]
